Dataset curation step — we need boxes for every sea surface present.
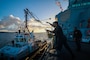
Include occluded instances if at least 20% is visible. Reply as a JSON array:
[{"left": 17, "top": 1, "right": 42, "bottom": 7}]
[{"left": 0, "top": 32, "right": 48, "bottom": 48}]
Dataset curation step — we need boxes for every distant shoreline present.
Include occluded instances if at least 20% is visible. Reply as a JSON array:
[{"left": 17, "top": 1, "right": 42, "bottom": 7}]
[
  {"left": 0, "top": 32, "right": 46, "bottom": 33},
  {"left": 0, "top": 32, "right": 16, "bottom": 33}
]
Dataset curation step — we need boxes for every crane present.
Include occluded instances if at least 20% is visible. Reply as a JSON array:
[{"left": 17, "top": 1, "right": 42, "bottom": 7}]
[{"left": 24, "top": 8, "right": 42, "bottom": 33}]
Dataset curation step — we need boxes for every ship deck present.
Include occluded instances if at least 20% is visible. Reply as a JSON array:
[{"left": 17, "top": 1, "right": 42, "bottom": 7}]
[
  {"left": 1, "top": 41, "right": 90, "bottom": 60},
  {"left": 46, "top": 41, "right": 90, "bottom": 60}
]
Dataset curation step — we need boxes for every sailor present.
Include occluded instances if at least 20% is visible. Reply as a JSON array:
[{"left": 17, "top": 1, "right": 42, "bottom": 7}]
[
  {"left": 73, "top": 27, "right": 82, "bottom": 51},
  {"left": 46, "top": 22, "right": 56, "bottom": 49},
  {"left": 46, "top": 21, "right": 74, "bottom": 58}
]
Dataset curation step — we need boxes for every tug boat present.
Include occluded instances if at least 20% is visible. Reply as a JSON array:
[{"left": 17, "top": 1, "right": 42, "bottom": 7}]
[
  {"left": 0, "top": 8, "right": 45, "bottom": 60},
  {"left": 0, "top": 30, "right": 39, "bottom": 60}
]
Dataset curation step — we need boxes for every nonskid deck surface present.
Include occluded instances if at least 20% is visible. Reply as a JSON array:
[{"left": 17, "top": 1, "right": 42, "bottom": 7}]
[{"left": 45, "top": 41, "right": 90, "bottom": 60}]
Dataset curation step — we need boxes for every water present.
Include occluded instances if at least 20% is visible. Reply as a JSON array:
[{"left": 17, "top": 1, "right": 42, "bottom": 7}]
[{"left": 0, "top": 32, "right": 48, "bottom": 48}]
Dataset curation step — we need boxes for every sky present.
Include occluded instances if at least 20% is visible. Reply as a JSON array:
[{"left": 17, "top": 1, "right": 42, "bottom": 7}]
[{"left": 0, "top": 0, "right": 69, "bottom": 32}]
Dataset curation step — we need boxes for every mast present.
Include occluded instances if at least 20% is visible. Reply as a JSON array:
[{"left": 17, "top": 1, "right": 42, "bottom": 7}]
[
  {"left": 24, "top": 8, "right": 30, "bottom": 33},
  {"left": 24, "top": 9, "right": 28, "bottom": 28}
]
